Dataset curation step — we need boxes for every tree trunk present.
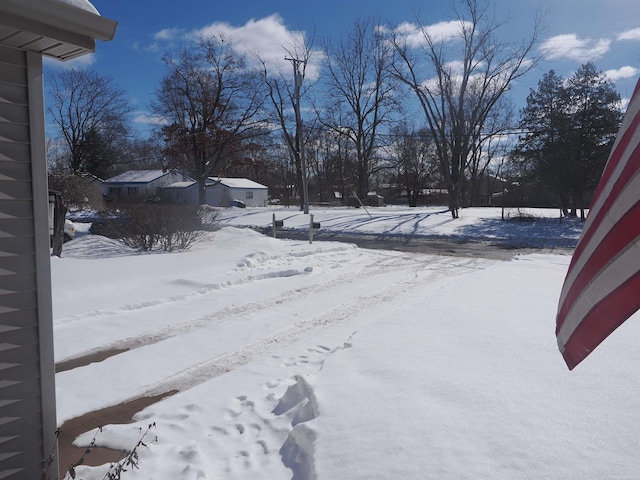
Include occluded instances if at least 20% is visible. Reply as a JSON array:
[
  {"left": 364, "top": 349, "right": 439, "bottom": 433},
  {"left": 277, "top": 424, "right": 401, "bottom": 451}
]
[
  {"left": 52, "top": 196, "right": 66, "bottom": 257},
  {"left": 198, "top": 178, "right": 207, "bottom": 205}
]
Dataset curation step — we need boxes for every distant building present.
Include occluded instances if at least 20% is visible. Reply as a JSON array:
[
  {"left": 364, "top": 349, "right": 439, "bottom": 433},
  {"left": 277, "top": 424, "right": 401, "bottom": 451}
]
[
  {"left": 118, "top": 174, "right": 270, "bottom": 207},
  {"left": 206, "top": 177, "right": 269, "bottom": 207},
  {"left": 102, "top": 169, "right": 184, "bottom": 200},
  {"left": 163, "top": 181, "right": 199, "bottom": 205}
]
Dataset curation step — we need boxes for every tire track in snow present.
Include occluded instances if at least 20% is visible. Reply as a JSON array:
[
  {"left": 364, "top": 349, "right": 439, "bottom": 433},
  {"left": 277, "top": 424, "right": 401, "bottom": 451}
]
[
  {"left": 140, "top": 256, "right": 490, "bottom": 397},
  {"left": 54, "top": 245, "right": 357, "bottom": 328},
  {"left": 58, "top": 251, "right": 470, "bottom": 370}
]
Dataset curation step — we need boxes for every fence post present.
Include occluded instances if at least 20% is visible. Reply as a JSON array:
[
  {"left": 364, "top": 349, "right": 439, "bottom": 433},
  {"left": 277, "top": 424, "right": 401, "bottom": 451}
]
[
  {"left": 272, "top": 214, "right": 284, "bottom": 238},
  {"left": 309, "top": 214, "right": 321, "bottom": 244}
]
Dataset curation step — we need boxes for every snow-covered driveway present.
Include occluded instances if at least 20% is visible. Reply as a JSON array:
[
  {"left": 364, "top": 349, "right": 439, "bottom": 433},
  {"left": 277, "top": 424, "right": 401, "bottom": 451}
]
[
  {"left": 53, "top": 228, "right": 494, "bottom": 424},
  {"left": 52, "top": 219, "right": 638, "bottom": 479}
]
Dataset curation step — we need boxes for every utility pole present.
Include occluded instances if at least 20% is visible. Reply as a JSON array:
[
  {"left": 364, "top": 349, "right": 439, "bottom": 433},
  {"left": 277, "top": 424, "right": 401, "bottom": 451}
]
[{"left": 285, "top": 56, "right": 309, "bottom": 214}]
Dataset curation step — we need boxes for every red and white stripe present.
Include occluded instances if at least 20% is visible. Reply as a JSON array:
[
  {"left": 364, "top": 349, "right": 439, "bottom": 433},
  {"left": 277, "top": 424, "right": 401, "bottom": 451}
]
[{"left": 556, "top": 78, "right": 640, "bottom": 370}]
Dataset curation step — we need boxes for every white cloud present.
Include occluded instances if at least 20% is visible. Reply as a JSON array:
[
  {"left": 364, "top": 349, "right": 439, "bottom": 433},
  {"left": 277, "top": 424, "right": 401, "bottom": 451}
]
[
  {"left": 191, "top": 14, "right": 322, "bottom": 80},
  {"left": 617, "top": 28, "right": 640, "bottom": 41},
  {"left": 605, "top": 65, "right": 639, "bottom": 82},
  {"left": 621, "top": 97, "right": 631, "bottom": 112},
  {"left": 540, "top": 34, "right": 611, "bottom": 62},
  {"left": 134, "top": 112, "right": 168, "bottom": 126},
  {"left": 154, "top": 27, "right": 185, "bottom": 41},
  {"left": 394, "top": 22, "right": 424, "bottom": 48},
  {"left": 443, "top": 60, "right": 466, "bottom": 75},
  {"left": 394, "top": 20, "right": 470, "bottom": 49},
  {"left": 132, "top": 41, "right": 160, "bottom": 53},
  {"left": 428, "top": 20, "right": 470, "bottom": 41}
]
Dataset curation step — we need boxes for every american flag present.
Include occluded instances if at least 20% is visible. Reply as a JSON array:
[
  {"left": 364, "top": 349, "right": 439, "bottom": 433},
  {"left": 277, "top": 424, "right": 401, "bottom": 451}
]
[{"left": 556, "top": 78, "right": 640, "bottom": 370}]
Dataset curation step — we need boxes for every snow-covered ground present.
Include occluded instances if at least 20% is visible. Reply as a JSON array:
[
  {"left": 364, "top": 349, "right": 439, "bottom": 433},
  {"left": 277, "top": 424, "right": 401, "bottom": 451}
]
[
  {"left": 54, "top": 206, "right": 639, "bottom": 479},
  {"left": 215, "top": 205, "right": 583, "bottom": 247}
]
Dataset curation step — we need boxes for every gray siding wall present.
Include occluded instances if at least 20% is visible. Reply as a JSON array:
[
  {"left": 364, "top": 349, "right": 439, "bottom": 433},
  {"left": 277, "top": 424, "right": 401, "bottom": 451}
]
[{"left": 0, "top": 44, "right": 57, "bottom": 479}]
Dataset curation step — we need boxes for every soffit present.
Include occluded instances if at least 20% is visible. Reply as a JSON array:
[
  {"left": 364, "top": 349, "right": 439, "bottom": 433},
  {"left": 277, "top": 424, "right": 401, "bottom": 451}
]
[{"left": 0, "top": 0, "right": 117, "bottom": 61}]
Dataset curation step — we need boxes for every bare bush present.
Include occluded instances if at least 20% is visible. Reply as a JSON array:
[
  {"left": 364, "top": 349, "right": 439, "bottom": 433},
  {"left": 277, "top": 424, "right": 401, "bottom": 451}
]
[
  {"left": 99, "top": 203, "right": 209, "bottom": 252},
  {"left": 197, "top": 205, "right": 222, "bottom": 231}
]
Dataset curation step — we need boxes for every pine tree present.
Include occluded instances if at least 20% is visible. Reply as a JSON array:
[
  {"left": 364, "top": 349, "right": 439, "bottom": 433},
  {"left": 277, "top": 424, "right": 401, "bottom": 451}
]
[{"left": 515, "top": 64, "right": 622, "bottom": 217}]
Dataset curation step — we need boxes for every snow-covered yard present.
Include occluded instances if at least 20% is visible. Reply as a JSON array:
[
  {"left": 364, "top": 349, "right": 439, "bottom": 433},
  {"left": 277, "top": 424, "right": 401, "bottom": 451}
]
[{"left": 54, "top": 206, "right": 639, "bottom": 479}]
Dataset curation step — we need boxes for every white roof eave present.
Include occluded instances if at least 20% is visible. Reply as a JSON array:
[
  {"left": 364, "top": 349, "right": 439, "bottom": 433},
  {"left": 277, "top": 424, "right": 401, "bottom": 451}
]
[{"left": 0, "top": 0, "right": 117, "bottom": 60}]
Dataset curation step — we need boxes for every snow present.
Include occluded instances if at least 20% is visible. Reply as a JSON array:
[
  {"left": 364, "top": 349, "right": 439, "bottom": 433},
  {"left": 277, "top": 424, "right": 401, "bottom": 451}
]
[
  {"left": 216, "top": 205, "right": 583, "bottom": 247},
  {"left": 167, "top": 181, "right": 196, "bottom": 189},
  {"left": 55, "top": 0, "right": 100, "bottom": 15},
  {"left": 209, "top": 177, "right": 269, "bottom": 189},
  {"left": 104, "top": 169, "right": 172, "bottom": 184},
  {"left": 54, "top": 206, "right": 639, "bottom": 479}
]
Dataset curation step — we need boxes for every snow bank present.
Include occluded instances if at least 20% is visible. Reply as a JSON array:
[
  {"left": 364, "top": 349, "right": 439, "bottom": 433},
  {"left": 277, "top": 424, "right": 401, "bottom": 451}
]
[{"left": 55, "top": 218, "right": 638, "bottom": 479}]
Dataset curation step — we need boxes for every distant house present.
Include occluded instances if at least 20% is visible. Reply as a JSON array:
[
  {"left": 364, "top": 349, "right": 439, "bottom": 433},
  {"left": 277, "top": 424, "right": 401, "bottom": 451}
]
[
  {"left": 103, "top": 169, "right": 184, "bottom": 199},
  {"left": 144, "top": 177, "right": 269, "bottom": 207},
  {"left": 474, "top": 173, "right": 510, "bottom": 206},
  {"left": 206, "top": 177, "right": 269, "bottom": 207},
  {"left": 163, "top": 181, "right": 199, "bottom": 205},
  {"left": 81, "top": 172, "right": 104, "bottom": 190}
]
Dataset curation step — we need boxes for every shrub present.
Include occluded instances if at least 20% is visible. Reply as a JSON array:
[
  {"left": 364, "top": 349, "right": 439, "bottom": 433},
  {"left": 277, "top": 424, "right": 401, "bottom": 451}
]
[{"left": 97, "top": 203, "right": 216, "bottom": 252}]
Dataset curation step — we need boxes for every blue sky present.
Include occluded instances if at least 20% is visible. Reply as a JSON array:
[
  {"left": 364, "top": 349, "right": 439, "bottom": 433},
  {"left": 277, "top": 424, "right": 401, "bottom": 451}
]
[{"left": 46, "top": 0, "right": 640, "bottom": 137}]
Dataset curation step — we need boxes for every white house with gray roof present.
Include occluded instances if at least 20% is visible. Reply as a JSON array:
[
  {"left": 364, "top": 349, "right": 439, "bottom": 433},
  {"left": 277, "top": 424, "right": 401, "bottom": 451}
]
[
  {"left": 163, "top": 180, "right": 199, "bottom": 205},
  {"left": 161, "top": 177, "right": 269, "bottom": 207},
  {"left": 206, "top": 177, "right": 269, "bottom": 207},
  {"left": 102, "top": 169, "right": 184, "bottom": 199}
]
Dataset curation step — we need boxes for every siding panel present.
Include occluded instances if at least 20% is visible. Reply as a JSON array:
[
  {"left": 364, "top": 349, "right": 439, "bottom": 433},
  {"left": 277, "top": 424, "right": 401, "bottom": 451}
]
[
  {"left": 0, "top": 44, "right": 49, "bottom": 480},
  {"left": 0, "top": 63, "right": 26, "bottom": 88},
  {"left": 0, "top": 142, "right": 30, "bottom": 163},
  {"left": 0, "top": 161, "right": 31, "bottom": 182},
  {"left": 0, "top": 83, "right": 27, "bottom": 106},
  {"left": 0, "top": 102, "right": 28, "bottom": 125},
  {"left": 0, "top": 123, "right": 29, "bottom": 144}
]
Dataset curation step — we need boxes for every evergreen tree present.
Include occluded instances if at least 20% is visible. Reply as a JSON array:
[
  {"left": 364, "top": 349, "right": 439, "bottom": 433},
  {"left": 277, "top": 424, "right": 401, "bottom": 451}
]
[
  {"left": 515, "top": 64, "right": 622, "bottom": 217},
  {"left": 516, "top": 70, "right": 572, "bottom": 210},
  {"left": 564, "top": 63, "right": 623, "bottom": 217},
  {"left": 81, "top": 127, "right": 110, "bottom": 179}
]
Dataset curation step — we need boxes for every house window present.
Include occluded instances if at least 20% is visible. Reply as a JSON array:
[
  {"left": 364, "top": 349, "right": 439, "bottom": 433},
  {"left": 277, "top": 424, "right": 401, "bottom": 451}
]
[
  {"left": 126, "top": 186, "right": 138, "bottom": 196},
  {"left": 246, "top": 191, "right": 253, "bottom": 199},
  {"left": 108, "top": 187, "right": 122, "bottom": 197}
]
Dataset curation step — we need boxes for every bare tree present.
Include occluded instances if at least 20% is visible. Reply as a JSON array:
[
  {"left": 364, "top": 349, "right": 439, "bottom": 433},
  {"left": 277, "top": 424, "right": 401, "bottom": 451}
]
[
  {"left": 389, "top": 125, "right": 440, "bottom": 207},
  {"left": 47, "top": 67, "right": 132, "bottom": 175},
  {"left": 269, "top": 139, "right": 298, "bottom": 207},
  {"left": 48, "top": 174, "right": 106, "bottom": 211},
  {"left": 258, "top": 31, "right": 317, "bottom": 211},
  {"left": 465, "top": 95, "right": 515, "bottom": 206},
  {"left": 304, "top": 126, "right": 345, "bottom": 204},
  {"left": 391, "top": 0, "right": 540, "bottom": 218},
  {"left": 153, "top": 36, "right": 268, "bottom": 204},
  {"left": 321, "top": 17, "right": 401, "bottom": 203}
]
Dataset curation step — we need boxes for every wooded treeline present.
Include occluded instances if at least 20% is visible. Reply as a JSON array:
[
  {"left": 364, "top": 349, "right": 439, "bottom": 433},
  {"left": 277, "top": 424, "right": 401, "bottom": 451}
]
[{"left": 46, "top": 0, "right": 623, "bottom": 218}]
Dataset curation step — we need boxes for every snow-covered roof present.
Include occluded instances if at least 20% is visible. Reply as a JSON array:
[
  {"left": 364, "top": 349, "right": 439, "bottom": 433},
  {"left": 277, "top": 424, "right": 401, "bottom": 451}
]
[
  {"left": 0, "top": 0, "right": 117, "bottom": 61},
  {"left": 166, "top": 181, "right": 197, "bottom": 189},
  {"left": 56, "top": 0, "right": 99, "bottom": 14},
  {"left": 105, "top": 170, "right": 175, "bottom": 184},
  {"left": 208, "top": 177, "right": 268, "bottom": 189}
]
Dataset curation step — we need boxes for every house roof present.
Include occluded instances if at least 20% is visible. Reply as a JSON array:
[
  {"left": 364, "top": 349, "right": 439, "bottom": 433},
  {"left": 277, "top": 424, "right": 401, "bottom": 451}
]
[
  {"left": 208, "top": 177, "right": 268, "bottom": 189},
  {"left": 104, "top": 170, "right": 176, "bottom": 184},
  {"left": 166, "top": 181, "right": 197, "bottom": 189},
  {"left": 0, "top": 0, "right": 117, "bottom": 61}
]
